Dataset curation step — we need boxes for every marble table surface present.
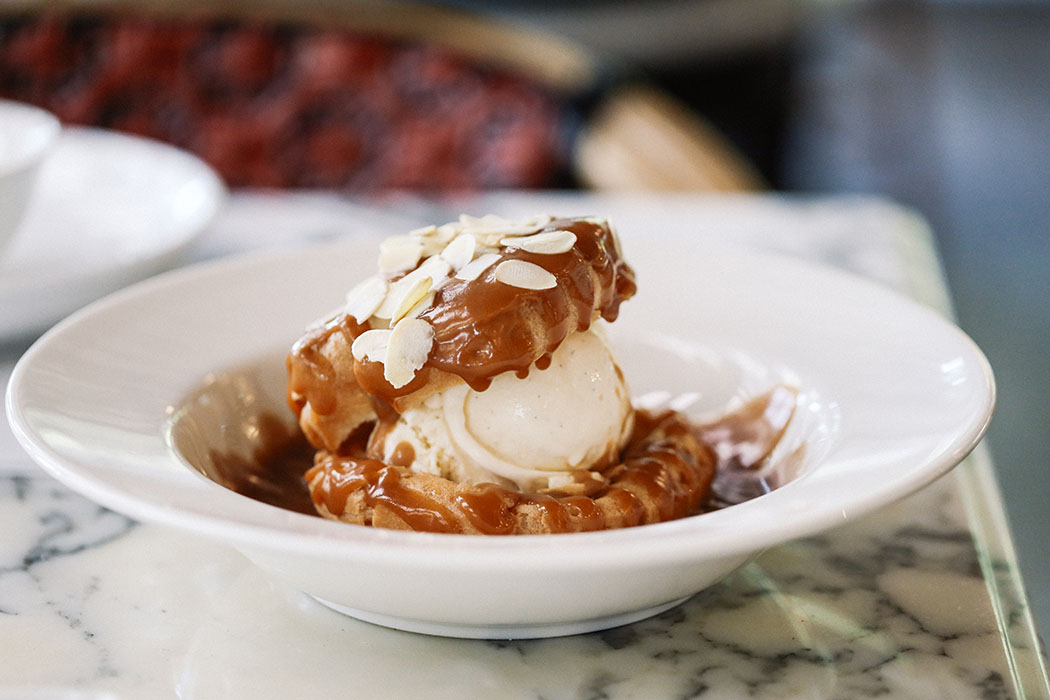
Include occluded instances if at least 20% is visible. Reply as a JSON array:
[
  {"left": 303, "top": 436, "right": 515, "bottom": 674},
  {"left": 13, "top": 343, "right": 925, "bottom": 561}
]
[{"left": 1, "top": 191, "right": 1047, "bottom": 699}]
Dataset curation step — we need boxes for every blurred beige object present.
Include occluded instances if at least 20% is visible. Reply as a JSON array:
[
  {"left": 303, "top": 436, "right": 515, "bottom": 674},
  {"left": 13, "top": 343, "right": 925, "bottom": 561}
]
[{"left": 575, "top": 85, "right": 766, "bottom": 191}]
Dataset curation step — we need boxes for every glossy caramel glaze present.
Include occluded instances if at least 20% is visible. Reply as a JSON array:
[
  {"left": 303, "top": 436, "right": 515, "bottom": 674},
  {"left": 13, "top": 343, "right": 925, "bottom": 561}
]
[
  {"left": 412, "top": 217, "right": 636, "bottom": 393},
  {"left": 286, "top": 217, "right": 636, "bottom": 423}
]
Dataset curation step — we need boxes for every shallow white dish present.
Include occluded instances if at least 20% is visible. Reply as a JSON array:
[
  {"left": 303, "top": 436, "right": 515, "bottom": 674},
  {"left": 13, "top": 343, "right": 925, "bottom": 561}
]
[
  {"left": 6, "top": 235, "right": 994, "bottom": 639},
  {"left": 0, "top": 126, "right": 225, "bottom": 339}
]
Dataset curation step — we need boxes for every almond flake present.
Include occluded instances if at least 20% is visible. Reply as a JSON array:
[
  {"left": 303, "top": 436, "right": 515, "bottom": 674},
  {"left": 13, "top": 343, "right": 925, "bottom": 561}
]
[
  {"left": 458, "top": 213, "right": 551, "bottom": 238},
  {"left": 384, "top": 318, "right": 434, "bottom": 388},
  {"left": 436, "top": 222, "right": 460, "bottom": 239},
  {"left": 418, "top": 238, "right": 444, "bottom": 258},
  {"left": 351, "top": 329, "right": 392, "bottom": 363},
  {"left": 500, "top": 229, "right": 576, "bottom": 255},
  {"left": 378, "top": 236, "right": 423, "bottom": 274},
  {"left": 454, "top": 252, "right": 501, "bottom": 281},
  {"left": 411, "top": 223, "right": 460, "bottom": 257},
  {"left": 546, "top": 474, "right": 575, "bottom": 490},
  {"left": 390, "top": 276, "right": 432, "bottom": 325},
  {"left": 607, "top": 218, "right": 624, "bottom": 258},
  {"left": 440, "top": 234, "right": 477, "bottom": 271},
  {"left": 494, "top": 260, "right": 557, "bottom": 290},
  {"left": 374, "top": 256, "right": 452, "bottom": 319},
  {"left": 344, "top": 276, "right": 388, "bottom": 323},
  {"left": 409, "top": 225, "right": 437, "bottom": 237},
  {"left": 401, "top": 290, "right": 435, "bottom": 321}
]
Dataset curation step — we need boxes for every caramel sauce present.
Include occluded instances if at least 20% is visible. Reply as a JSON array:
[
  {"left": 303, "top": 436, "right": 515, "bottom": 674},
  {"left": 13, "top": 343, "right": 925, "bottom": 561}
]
[
  {"left": 305, "top": 457, "right": 461, "bottom": 533},
  {"left": 300, "top": 406, "right": 749, "bottom": 534},
  {"left": 285, "top": 314, "right": 367, "bottom": 419},
  {"left": 454, "top": 483, "right": 517, "bottom": 534},
  {"left": 285, "top": 218, "right": 636, "bottom": 410},
  {"left": 206, "top": 413, "right": 317, "bottom": 516},
  {"left": 217, "top": 389, "right": 795, "bottom": 533},
  {"left": 389, "top": 441, "right": 415, "bottom": 467}
]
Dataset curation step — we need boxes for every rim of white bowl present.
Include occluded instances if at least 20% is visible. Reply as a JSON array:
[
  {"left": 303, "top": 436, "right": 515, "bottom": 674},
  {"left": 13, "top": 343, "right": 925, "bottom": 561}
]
[{"left": 0, "top": 100, "right": 61, "bottom": 178}]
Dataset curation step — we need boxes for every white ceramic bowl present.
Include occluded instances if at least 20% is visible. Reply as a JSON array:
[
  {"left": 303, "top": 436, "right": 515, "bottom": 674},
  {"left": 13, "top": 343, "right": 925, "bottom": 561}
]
[
  {"left": 0, "top": 100, "right": 61, "bottom": 253},
  {"left": 6, "top": 236, "right": 995, "bottom": 639},
  {"left": 0, "top": 127, "right": 226, "bottom": 339}
]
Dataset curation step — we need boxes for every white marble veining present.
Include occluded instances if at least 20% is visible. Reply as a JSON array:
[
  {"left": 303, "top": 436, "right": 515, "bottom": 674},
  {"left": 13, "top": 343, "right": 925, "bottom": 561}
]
[{"left": 1, "top": 193, "right": 1046, "bottom": 699}]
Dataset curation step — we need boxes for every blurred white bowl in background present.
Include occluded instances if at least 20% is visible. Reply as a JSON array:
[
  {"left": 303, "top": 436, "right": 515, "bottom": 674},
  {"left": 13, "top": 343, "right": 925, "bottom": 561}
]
[{"left": 0, "top": 100, "right": 61, "bottom": 254}]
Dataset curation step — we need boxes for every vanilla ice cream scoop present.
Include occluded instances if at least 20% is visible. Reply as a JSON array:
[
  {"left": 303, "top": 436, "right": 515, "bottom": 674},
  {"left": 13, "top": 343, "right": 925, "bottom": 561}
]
[{"left": 376, "top": 326, "right": 634, "bottom": 492}]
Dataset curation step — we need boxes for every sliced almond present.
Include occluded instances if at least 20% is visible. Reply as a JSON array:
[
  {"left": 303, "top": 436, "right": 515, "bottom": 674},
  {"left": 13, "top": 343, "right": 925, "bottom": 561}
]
[
  {"left": 418, "top": 223, "right": 459, "bottom": 257},
  {"left": 474, "top": 242, "right": 501, "bottom": 256},
  {"left": 389, "top": 276, "right": 432, "bottom": 325},
  {"left": 436, "top": 222, "right": 460, "bottom": 240},
  {"left": 459, "top": 213, "right": 551, "bottom": 238},
  {"left": 344, "top": 276, "right": 388, "bottom": 323},
  {"left": 409, "top": 224, "right": 437, "bottom": 237},
  {"left": 384, "top": 318, "right": 435, "bottom": 388},
  {"left": 607, "top": 218, "right": 624, "bottom": 258},
  {"left": 546, "top": 474, "right": 575, "bottom": 490},
  {"left": 454, "top": 252, "right": 501, "bottom": 281},
  {"left": 374, "top": 256, "right": 452, "bottom": 319},
  {"left": 378, "top": 236, "right": 423, "bottom": 275},
  {"left": 401, "top": 290, "right": 435, "bottom": 321},
  {"left": 440, "top": 233, "right": 477, "bottom": 271},
  {"left": 419, "top": 238, "right": 444, "bottom": 258},
  {"left": 500, "top": 229, "right": 576, "bottom": 255},
  {"left": 494, "top": 259, "right": 557, "bottom": 290},
  {"left": 351, "top": 329, "right": 392, "bottom": 363}
]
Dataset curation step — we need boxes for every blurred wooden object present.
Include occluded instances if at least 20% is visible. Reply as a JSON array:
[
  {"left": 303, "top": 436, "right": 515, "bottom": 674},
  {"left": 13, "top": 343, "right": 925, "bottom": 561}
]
[
  {"left": 575, "top": 85, "right": 766, "bottom": 191},
  {"left": 0, "top": 0, "right": 764, "bottom": 192}
]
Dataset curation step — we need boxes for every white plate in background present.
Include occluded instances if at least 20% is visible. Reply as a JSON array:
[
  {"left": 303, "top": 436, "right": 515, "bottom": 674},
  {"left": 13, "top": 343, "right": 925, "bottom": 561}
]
[{"left": 0, "top": 127, "right": 225, "bottom": 339}]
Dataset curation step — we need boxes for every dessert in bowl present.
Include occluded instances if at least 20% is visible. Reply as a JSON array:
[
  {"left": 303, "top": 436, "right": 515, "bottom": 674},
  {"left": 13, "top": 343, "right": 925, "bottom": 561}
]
[
  {"left": 6, "top": 214, "right": 994, "bottom": 638},
  {"left": 286, "top": 215, "right": 767, "bottom": 535}
]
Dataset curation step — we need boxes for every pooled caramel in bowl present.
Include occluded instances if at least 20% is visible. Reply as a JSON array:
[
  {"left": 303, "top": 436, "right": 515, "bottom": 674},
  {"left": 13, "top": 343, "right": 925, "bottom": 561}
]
[{"left": 200, "top": 387, "right": 798, "bottom": 535}]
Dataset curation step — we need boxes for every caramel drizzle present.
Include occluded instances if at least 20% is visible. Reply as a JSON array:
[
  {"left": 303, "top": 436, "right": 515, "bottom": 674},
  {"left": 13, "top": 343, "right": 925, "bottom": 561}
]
[
  {"left": 307, "top": 457, "right": 462, "bottom": 533},
  {"left": 285, "top": 314, "right": 367, "bottom": 417},
  {"left": 286, "top": 217, "right": 637, "bottom": 412}
]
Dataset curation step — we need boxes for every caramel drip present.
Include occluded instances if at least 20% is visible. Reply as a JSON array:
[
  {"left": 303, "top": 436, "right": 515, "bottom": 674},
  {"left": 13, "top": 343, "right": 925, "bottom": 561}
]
[
  {"left": 389, "top": 441, "right": 415, "bottom": 467},
  {"left": 286, "top": 314, "right": 367, "bottom": 418},
  {"left": 456, "top": 484, "right": 519, "bottom": 535},
  {"left": 305, "top": 458, "right": 460, "bottom": 533}
]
